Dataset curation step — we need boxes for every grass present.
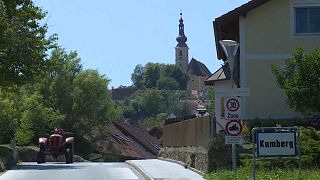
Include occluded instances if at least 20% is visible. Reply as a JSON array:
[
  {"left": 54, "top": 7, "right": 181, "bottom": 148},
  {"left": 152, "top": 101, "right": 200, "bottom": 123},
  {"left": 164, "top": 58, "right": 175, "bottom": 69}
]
[{"left": 205, "top": 166, "right": 320, "bottom": 180}]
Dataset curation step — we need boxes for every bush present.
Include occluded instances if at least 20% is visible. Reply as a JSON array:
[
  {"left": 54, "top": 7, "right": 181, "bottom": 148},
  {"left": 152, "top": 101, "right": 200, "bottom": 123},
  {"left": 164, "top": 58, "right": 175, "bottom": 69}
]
[
  {"left": 239, "top": 126, "right": 320, "bottom": 169},
  {"left": 300, "top": 127, "right": 320, "bottom": 167}
]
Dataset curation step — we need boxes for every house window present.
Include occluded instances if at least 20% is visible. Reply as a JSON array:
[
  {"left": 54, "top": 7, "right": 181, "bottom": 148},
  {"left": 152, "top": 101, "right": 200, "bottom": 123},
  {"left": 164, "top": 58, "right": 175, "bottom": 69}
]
[
  {"left": 295, "top": 7, "right": 320, "bottom": 34},
  {"left": 179, "top": 50, "right": 182, "bottom": 56}
]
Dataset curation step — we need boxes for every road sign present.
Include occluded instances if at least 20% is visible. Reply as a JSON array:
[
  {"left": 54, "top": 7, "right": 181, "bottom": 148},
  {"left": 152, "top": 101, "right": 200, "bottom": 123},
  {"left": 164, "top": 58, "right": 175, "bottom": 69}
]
[
  {"left": 251, "top": 127, "right": 300, "bottom": 180},
  {"left": 225, "top": 120, "right": 242, "bottom": 136},
  {"left": 225, "top": 136, "right": 243, "bottom": 144},
  {"left": 224, "top": 97, "right": 241, "bottom": 120},
  {"left": 215, "top": 88, "right": 250, "bottom": 97}
]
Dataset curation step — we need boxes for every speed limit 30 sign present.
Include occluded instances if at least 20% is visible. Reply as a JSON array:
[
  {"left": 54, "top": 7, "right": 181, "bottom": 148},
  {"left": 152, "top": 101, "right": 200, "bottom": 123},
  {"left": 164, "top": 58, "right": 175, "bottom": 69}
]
[{"left": 224, "top": 97, "right": 241, "bottom": 120}]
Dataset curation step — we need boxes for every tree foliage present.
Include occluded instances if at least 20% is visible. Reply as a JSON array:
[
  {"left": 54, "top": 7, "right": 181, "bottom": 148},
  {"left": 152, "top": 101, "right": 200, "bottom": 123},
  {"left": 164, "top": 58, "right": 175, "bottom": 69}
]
[
  {"left": 160, "top": 64, "right": 188, "bottom": 90},
  {"left": 131, "top": 64, "right": 144, "bottom": 89},
  {"left": 272, "top": 48, "right": 320, "bottom": 114},
  {"left": 0, "top": 0, "right": 56, "bottom": 87},
  {"left": 72, "top": 70, "right": 121, "bottom": 134},
  {"left": 131, "top": 63, "right": 188, "bottom": 90},
  {"left": 156, "top": 77, "right": 179, "bottom": 90},
  {"left": 143, "top": 63, "right": 161, "bottom": 88}
]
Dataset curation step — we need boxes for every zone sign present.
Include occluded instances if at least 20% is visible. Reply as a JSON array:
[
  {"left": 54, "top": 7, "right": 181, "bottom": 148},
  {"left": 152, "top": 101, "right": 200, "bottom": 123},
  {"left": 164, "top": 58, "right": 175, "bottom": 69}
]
[{"left": 224, "top": 97, "right": 241, "bottom": 120}]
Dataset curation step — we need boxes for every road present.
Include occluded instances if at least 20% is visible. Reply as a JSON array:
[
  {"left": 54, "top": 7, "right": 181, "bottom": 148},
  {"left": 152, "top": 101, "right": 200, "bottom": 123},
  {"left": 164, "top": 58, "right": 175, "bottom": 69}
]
[
  {"left": 0, "top": 162, "right": 144, "bottom": 180},
  {"left": 127, "top": 159, "right": 204, "bottom": 180}
]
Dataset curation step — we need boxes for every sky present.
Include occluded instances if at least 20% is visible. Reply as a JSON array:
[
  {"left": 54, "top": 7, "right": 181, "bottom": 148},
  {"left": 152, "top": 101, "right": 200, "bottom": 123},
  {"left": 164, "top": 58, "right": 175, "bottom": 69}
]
[{"left": 33, "top": 0, "right": 248, "bottom": 88}]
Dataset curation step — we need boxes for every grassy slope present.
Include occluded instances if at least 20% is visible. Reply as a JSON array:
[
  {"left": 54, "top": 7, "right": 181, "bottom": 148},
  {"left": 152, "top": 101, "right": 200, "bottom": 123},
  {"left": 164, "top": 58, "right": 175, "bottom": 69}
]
[{"left": 205, "top": 167, "right": 320, "bottom": 180}]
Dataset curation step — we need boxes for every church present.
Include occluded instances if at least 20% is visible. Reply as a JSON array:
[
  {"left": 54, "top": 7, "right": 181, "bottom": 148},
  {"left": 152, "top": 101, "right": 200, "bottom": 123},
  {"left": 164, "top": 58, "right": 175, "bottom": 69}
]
[{"left": 174, "top": 13, "right": 211, "bottom": 90}]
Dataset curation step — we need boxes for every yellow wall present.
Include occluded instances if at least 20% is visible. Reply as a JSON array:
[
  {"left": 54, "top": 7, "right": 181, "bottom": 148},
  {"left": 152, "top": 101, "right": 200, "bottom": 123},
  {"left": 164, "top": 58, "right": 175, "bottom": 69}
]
[
  {"left": 245, "top": 0, "right": 320, "bottom": 54},
  {"left": 242, "top": 0, "right": 320, "bottom": 119}
]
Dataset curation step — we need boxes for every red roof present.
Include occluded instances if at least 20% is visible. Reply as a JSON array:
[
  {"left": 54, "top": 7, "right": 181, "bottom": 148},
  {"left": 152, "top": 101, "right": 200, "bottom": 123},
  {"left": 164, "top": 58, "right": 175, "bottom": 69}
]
[
  {"left": 115, "top": 122, "right": 161, "bottom": 155},
  {"left": 107, "top": 125, "right": 156, "bottom": 159}
]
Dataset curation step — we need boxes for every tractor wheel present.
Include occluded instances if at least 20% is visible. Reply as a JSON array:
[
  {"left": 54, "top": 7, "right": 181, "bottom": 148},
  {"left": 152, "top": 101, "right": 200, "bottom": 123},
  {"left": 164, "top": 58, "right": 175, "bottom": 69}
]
[
  {"left": 65, "top": 148, "right": 71, "bottom": 164},
  {"left": 70, "top": 144, "right": 74, "bottom": 163},
  {"left": 37, "top": 151, "right": 45, "bottom": 164}
]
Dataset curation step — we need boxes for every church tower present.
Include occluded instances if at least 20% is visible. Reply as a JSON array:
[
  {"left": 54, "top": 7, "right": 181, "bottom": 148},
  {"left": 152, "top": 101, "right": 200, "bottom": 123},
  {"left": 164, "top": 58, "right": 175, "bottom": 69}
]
[{"left": 175, "top": 13, "right": 189, "bottom": 73}]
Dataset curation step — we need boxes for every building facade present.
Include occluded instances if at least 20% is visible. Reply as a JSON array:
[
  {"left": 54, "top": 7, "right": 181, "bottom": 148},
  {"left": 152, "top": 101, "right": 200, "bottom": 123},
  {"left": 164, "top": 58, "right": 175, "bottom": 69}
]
[{"left": 206, "top": 0, "right": 320, "bottom": 131}]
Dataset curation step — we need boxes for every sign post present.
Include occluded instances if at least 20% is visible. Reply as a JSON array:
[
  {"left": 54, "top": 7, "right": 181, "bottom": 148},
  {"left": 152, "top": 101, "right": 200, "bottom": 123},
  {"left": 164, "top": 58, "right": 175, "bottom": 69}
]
[
  {"left": 224, "top": 97, "right": 242, "bottom": 172},
  {"left": 252, "top": 127, "right": 301, "bottom": 180}
]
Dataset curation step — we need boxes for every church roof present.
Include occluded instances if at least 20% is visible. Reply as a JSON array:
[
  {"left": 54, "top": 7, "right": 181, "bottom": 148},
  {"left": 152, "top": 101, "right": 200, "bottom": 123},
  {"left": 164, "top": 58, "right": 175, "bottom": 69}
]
[
  {"left": 187, "top": 58, "right": 211, "bottom": 77},
  {"left": 176, "top": 13, "right": 188, "bottom": 48}
]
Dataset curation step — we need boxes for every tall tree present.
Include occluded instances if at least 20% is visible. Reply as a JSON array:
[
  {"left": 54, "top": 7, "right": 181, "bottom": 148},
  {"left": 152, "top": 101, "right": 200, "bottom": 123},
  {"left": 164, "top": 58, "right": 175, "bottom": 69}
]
[
  {"left": 156, "top": 77, "right": 179, "bottom": 90},
  {"left": 141, "top": 89, "right": 164, "bottom": 117},
  {"left": 160, "top": 64, "right": 189, "bottom": 90},
  {"left": 143, "top": 63, "right": 161, "bottom": 88},
  {"left": 72, "top": 70, "right": 121, "bottom": 134},
  {"left": 15, "top": 92, "right": 64, "bottom": 145},
  {"left": 272, "top": 48, "right": 320, "bottom": 114},
  {"left": 38, "top": 47, "right": 82, "bottom": 116},
  {"left": 0, "top": 0, "right": 56, "bottom": 87},
  {"left": 131, "top": 64, "right": 144, "bottom": 89}
]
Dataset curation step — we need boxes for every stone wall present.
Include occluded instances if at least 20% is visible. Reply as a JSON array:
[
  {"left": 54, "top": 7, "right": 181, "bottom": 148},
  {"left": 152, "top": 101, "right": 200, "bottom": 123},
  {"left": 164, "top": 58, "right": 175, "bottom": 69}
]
[
  {"left": 158, "top": 147, "right": 209, "bottom": 172},
  {"left": 159, "top": 146, "right": 233, "bottom": 172}
]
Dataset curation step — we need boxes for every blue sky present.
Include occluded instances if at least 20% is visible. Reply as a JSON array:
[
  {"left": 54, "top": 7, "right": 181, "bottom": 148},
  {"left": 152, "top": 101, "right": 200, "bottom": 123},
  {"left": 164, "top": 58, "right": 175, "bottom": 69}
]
[{"left": 34, "top": 0, "right": 248, "bottom": 88}]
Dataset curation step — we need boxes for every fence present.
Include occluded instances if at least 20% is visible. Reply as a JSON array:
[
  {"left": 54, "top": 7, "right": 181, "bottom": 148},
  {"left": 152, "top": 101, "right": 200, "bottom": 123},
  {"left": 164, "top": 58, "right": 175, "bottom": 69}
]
[{"left": 163, "top": 115, "right": 213, "bottom": 147}]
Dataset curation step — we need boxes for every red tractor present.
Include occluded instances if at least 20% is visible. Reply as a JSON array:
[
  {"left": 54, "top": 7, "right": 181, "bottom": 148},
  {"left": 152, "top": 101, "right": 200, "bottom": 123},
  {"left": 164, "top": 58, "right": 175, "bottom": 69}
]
[{"left": 37, "top": 128, "right": 74, "bottom": 164}]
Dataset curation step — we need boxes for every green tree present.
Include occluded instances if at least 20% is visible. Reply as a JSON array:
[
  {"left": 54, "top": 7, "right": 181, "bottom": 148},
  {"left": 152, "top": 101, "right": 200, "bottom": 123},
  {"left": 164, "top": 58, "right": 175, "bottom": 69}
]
[
  {"left": 140, "top": 113, "right": 167, "bottom": 130},
  {"left": 0, "top": 89, "right": 18, "bottom": 143},
  {"left": 143, "top": 63, "right": 161, "bottom": 88},
  {"left": 141, "top": 89, "right": 164, "bottom": 116},
  {"left": 15, "top": 92, "right": 64, "bottom": 145},
  {"left": 72, "top": 70, "right": 121, "bottom": 134},
  {"left": 160, "top": 64, "right": 189, "bottom": 90},
  {"left": 204, "top": 87, "right": 215, "bottom": 113},
  {"left": 156, "top": 77, "right": 179, "bottom": 90},
  {"left": 272, "top": 48, "right": 320, "bottom": 113},
  {"left": 131, "top": 64, "right": 144, "bottom": 89},
  {"left": 39, "top": 47, "right": 82, "bottom": 117},
  {"left": 0, "top": 0, "right": 56, "bottom": 87}
]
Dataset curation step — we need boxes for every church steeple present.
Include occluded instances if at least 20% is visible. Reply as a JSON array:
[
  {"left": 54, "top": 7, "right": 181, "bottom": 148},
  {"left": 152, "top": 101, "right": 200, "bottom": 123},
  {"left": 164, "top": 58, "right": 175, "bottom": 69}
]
[
  {"left": 176, "top": 13, "right": 188, "bottom": 47},
  {"left": 175, "top": 12, "right": 189, "bottom": 73}
]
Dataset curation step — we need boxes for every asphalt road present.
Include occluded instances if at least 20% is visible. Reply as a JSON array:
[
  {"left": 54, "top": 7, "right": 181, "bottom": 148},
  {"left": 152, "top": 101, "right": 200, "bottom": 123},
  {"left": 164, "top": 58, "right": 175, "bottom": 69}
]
[{"left": 0, "top": 162, "right": 144, "bottom": 180}]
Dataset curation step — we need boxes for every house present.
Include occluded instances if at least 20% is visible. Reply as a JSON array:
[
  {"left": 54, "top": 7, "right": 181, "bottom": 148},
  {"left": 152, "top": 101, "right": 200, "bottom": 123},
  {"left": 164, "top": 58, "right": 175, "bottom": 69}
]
[
  {"left": 175, "top": 13, "right": 211, "bottom": 90},
  {"left": 206, "top": 0, "right": 320, "bottom": 129}
]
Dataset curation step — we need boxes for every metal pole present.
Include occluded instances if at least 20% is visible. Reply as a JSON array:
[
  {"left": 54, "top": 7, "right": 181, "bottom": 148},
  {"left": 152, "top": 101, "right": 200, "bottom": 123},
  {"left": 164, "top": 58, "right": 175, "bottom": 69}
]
[
  {"left": 252, "top": 129, "right": 256, "bottom": 180},
  {"left": 232, "top": 144, "right": 237, "bottom": 172},
  {"left": 230, "top": 64, "right": 236, "bottom": 172}
]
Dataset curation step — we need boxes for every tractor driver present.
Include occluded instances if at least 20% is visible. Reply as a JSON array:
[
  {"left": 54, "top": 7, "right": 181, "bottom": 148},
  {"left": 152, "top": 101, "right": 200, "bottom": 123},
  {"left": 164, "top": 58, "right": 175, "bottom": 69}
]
[{"left": 54, "top": 126, "right": 64, "bottom": 135}]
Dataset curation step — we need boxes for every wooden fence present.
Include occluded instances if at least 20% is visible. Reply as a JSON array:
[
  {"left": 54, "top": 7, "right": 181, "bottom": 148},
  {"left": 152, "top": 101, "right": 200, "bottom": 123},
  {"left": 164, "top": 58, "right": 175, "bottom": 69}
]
[{"left": 163, "top": 115, "right": 213, "bottom": 147}]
